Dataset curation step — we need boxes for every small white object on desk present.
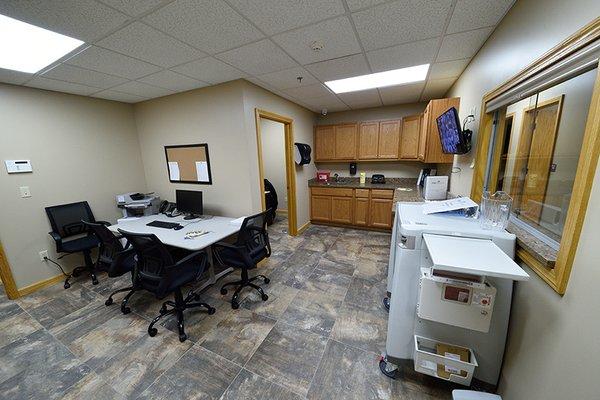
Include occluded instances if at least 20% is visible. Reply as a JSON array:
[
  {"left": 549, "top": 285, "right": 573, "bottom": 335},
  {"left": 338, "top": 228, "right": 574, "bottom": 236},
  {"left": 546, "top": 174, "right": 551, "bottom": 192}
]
[{"left": 185, "top": 230, "right": 210, "bottom": 239}]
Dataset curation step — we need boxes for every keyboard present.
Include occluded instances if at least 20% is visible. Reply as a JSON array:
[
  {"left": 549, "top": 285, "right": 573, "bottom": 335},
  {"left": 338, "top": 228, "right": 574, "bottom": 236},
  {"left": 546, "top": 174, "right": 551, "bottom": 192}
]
[{"left": 146, "top": 221, "right": 180, "bottom": 229}]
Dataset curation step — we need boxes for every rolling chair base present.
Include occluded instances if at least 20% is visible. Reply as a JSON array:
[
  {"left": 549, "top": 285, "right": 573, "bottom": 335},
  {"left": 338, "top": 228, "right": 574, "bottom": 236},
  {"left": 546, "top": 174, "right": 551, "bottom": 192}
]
[
  {"left": 148, "top": 289, "right": 215, "bottom": 342},
  {"left": 64, "top": 265, "right": 98, "bottom": 289},
  {"left": 104, "top": 286, "right": 137, "bottom": 314},
  {"left": 220, "top": 274, "right": 270, "bottom": 309}
]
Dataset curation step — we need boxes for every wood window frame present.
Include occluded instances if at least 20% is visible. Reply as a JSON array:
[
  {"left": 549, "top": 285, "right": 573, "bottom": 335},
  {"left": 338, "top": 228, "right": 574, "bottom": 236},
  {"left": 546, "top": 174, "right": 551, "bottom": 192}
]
[{"left": 470, "top": 17, "right": 600, "bottom": 294}]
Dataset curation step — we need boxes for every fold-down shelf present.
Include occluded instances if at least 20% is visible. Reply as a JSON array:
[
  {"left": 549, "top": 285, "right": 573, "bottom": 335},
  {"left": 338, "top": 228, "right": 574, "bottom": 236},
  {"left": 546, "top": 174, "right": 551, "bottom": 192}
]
[{"left": 423, "top": 234, "right": 530, "bottom": 281}]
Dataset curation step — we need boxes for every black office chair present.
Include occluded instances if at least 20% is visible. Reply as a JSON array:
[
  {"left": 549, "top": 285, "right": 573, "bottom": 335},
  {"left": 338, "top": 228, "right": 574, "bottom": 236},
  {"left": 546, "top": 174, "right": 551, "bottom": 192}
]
[
  {"left": 118, "top": 229, "right": 215, "bottom": 342},
  {"left": 264, "top": 179, "right": 278, "bottom": 225},
  {"left": 45, "top": 201, "right": 101, "bottom": 289},
  {"left": 214, "top": 210, "right": 272, "bottom": 309},
  {"left": 83, "top": 221, "right": 138, "bottom": 314}
]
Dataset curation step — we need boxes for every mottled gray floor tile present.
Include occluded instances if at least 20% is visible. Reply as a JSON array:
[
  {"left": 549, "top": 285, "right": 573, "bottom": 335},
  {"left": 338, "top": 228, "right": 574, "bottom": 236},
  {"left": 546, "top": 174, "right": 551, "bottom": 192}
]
[
  {"left": 329, "top": 237, "right": 364, "bottom": 257},
  {"left": 331, "top": 302, "right": 388, "bottom": 354},
  {"left": 0, "top": 299, "right": 22, "bottom": 322},
  {"left": 138, "top": 346, "right": 240, "bottom": 400},
  {"left": 297, "top": 268, "right": 352, "bottom": 298},
  {"left": 125, "top": 290, "right": 165, "bottom": 320},
  {"left": 49, "top": 300, "right": 120, "bottom": 343},
  {"left": 0, "top": 310, "right": 42, "bottom": 348},
  {"left": 200, "top": 308, "right": 275, "bottom": 365},
  {"left": 220, "top": 368, "right": 303, "bottom": 400},
  {"left": 15, "top": 282, "right": 76, "bottom": 310},
  {"left": 271, "top": 250, "right": 321, "bottom": 288},
  {"left": 87, "top": 273, "right": 133, "bottom": 298},
  {"left": 345, "top": 277, "right": 388, "bottom": 312},
  {"left": 354, "top": 255, "right": 389, "bottom": 282},
  {"left": 242, "top": 281, "right": 299, "bottom": 319},
  {"left": 360, "top": 244, "right": 390, "bottom": 261},
  {"left": 95, "top": 329, "right": 192, "bottom": 398},
  {"left": 246, "top": 322, "right": 328, "bottom": 396},
  {"left": 300, "top": 233, "right": 337, "bottom": 252},
  {"left": 279, "top": 290, "right": 341, "bottom": 337},
  {"left": 316, "top": 255, "right": 356, "bottom": 277},
  {"left": 308, "top": 339, "right": 396, "bottom": 400},
  {"left": 61, "top": 371, "right": 126, "bottom": 400}
]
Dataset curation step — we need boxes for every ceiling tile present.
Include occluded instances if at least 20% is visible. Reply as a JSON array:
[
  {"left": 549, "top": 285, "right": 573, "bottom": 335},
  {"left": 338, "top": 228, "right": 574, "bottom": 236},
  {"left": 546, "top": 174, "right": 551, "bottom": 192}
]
[
  {"left": 111, "top": 81, "right": 175, "bottom": 98},
  {"left": 227, "top": 0, "right": 345, "bottom": 35},
  {"left": 366, "top": 38, "right": 438, "bottom": 72},
  {"left": 92, "top": 90, "right": 147, "bottom": 103},
  {"left": 272, "top": 17, "right": 362, "bottom": 64},
  {"left": 65, "top": 46, "right": 162, "bottom": 79},
  {"left": 97, "top": 22, "right": 207, "bottom": 68},
  {"left": 143, "top": 0, "right": 264, "bottom": 53},
  {"left": 42, "top": 64, "right": 127, "bottom": 89},
  {"left": 25, "top": 77, "right": 99, "bottom": 96},
  {"left": 352, "top": 0, "right": 454, "bottom": 50},
  {"left": 338, "top": 89, "right": 382, "bottom": 109},
  {"left": 283, "top": 83, "right": 333, "bottom": 99},
  {"left": 256, "top": 67, "right": 318, "bottom": 90},
  {"left": 305, "top": 54, "right": 371, "bottom": 82},
  {"left": 345, "top": 0, "right": 387, "bottom": 11},
  {"left": 137, "top": 70, "right": 208, "bottom": 91},
  {"left": 428, "top": 59, "right": 470, "bottom": 80},
  {"left": 0, "top": 68, "right": 33, "bottom": 85},
  {"left": 171, "top": 57, "right": 246, "bottom": 84},
  {"left": 97, "top": 0, "right": 164, "bottom": 17},
  {"left": 421, "top": 78, "right": 455, "bottom": 100},
  {"left": 437, "top": 27, "right": 494, "bottom": 62},
  {"left": 302, "top": 94, "right": 349, "bottom": 112},
  {"left": 216, "top": 40, "right": 297, "bottom": 75},
  {"left": 447, "top": 0, "right": 514, "bottom": 34},
  {"left": 379, "top": 82, "right": 425, "bottom": 106},
  {"left": 0, "top": 0, "right": 129, "bottom": 42}
]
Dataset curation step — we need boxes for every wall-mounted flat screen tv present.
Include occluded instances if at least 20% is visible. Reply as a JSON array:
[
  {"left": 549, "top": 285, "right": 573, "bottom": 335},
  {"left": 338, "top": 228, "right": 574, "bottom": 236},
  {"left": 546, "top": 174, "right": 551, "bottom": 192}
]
[{"left": 436, "top": 107, "right": 468, "bottom": 154}]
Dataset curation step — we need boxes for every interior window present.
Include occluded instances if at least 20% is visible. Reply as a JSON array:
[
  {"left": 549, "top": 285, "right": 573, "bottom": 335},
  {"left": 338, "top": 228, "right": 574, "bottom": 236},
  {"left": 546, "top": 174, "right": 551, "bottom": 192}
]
[{"left": 495, "top": 68, "right": 597, "bottom": 242}]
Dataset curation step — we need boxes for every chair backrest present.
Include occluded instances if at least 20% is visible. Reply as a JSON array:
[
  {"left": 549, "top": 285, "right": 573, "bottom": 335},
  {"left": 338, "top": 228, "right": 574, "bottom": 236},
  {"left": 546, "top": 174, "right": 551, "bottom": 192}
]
[
  {"left": 117, "top": 229, "right": 174, "bottom": 286},
  {"left": 45, "top": 201, "right": 95, "bottom": 239},
  {"left": 83, "top": 221, "right": 125, "bottom": 268},
  {"left": 236, "top": 209, "right": 271, "bottom": 261}
]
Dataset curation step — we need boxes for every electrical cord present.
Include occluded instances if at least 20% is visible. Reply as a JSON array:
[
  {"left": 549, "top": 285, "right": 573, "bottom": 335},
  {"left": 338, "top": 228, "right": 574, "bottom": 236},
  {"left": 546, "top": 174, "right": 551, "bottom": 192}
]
[{"left": 43, "top": 256, "right": 71, "bottom": 278}]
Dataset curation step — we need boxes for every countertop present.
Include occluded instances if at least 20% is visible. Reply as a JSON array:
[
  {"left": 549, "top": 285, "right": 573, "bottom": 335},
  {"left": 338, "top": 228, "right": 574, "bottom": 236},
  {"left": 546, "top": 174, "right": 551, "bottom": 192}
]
[{"left": 308, "top": 177, "right": 423, "bottom": 204}]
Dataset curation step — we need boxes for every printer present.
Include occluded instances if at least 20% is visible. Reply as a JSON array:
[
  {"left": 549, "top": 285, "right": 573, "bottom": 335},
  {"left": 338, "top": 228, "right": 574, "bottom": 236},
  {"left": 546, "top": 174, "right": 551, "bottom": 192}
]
[{"left": 116, "top": 192, "right": 161, "bottom": 218}]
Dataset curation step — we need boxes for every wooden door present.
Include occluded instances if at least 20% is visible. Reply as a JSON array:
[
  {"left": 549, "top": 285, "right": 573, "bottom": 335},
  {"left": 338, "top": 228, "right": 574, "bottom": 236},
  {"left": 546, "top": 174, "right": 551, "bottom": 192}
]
[
  {"left": 311, "top": 195, "right": 332, "bottom": 221},
  {"left": 315, "top": 126, "right": 335, "bottom": 161},
  {"left": 354, "top": 197, "right": 369, "bottom": 226},
  {"left": 331, "top": 196, "right": 353, "bottom": 224},
  {"left": 418, "top": 107, "right": 429, "bottom": 160},
  {"left": 369, "top": 198, "right": 393, "bottom": 229},
  {"left": 378, "top": 120, "right": 401, "bottom": 159},
  {"left": 520, "top": 98, "right": 562, "bottom": 223},
  {"left": 400, "top": 115, "right": 421, "bottom": 159},
  {"left": 334, "top": 124, "right": 358, "bottom": 159},
  {"left": 358, "top": 122, "right": 379, "bottom": 159}
]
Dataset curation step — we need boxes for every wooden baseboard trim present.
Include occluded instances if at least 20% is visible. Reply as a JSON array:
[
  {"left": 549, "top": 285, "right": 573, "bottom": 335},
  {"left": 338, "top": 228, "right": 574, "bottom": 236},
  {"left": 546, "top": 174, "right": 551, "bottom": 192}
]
[
  {"left": 311, "top": 220, "right": 391, "bottom": 232},
  {"left": 297, "top": 221, "right": 311, "bottom": 235},
  {"left": 18, "top": 274, "right": 64, "bottom": 297}
]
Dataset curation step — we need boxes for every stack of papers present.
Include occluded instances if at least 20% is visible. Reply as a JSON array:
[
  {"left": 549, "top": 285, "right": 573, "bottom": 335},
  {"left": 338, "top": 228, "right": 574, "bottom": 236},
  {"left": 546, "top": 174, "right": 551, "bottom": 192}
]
[{"left": 422, "top": 197, "right": 478, "bottom": 215}]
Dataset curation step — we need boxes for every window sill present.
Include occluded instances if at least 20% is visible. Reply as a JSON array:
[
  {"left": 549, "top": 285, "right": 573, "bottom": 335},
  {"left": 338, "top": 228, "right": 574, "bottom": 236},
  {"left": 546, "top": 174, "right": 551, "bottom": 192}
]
[{"left": 507, "top": 222, "right": 557, "bottom": 269}]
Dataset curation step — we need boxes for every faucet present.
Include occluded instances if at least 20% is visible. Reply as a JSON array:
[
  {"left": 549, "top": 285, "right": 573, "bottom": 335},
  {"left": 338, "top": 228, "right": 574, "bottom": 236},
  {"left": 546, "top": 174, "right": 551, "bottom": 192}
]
[{"left": 333, "top": 173, "right": 339, "bottom": 182}]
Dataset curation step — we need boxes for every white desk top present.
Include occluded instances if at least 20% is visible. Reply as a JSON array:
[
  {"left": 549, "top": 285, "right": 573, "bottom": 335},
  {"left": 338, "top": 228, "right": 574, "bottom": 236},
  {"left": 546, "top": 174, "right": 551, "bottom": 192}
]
[
  {"left": 424, "top": 234, "right": 529, "bottom": 281},
  {"left": 109, "top": 214, "right": 242, "bottom": 251}
]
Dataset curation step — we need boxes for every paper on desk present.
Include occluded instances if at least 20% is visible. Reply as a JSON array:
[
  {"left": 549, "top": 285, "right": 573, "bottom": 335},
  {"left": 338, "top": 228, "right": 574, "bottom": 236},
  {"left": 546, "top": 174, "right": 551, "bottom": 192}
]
[
  {"left": 168, "top": 162, "right": 180, "bottom": 180},
  {"left": 230, "top": 216, "right": 246, "bottom": 225},
  {"left": 422, "top": 197, "right": 478, "bottom": 215},
  {"left": 195, "top": 161, "right": 209, "bottom": 181}
]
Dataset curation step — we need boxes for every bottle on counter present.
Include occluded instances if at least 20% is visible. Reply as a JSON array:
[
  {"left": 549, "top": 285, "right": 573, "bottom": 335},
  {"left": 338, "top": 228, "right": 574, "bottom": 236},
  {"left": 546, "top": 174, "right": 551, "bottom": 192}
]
[{"left": 359, "top": 172, "right": 366, "bottom": 185}]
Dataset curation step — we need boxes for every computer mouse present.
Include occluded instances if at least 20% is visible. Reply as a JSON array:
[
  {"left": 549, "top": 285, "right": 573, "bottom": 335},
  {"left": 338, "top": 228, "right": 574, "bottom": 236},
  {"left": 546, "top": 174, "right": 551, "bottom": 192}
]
[{"left": 174, "top": 225, "right": 183, "bottom": 230}]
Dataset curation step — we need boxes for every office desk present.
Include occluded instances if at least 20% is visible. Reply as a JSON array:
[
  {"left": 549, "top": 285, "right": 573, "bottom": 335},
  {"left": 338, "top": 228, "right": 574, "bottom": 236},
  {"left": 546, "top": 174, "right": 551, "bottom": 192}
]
[{"left": 109, "top": 214, "right": 241, "bottom": 291}]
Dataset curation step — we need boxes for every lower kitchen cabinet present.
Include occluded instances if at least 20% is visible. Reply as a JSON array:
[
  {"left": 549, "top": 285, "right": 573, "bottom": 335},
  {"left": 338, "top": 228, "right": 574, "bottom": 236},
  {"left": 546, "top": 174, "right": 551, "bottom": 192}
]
[
  {"left": 331, "top": 196, "right": 353, "bottom": 224},
  {"left": 369, "top": 198, "right": 393, "bottom": 229}
]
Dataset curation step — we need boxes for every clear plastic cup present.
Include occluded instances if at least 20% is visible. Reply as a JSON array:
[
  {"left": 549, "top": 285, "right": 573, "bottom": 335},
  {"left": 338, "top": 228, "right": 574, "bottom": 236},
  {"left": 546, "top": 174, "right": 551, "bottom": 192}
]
[{"left": 479, "top": 191, "right": 512, "bottom": 230}]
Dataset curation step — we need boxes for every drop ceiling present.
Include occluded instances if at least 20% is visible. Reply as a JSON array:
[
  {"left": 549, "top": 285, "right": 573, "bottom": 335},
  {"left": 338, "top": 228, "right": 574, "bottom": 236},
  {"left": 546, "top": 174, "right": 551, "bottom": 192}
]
[{"left": 0, "top": 0, "right": 515, "bottom": 112}]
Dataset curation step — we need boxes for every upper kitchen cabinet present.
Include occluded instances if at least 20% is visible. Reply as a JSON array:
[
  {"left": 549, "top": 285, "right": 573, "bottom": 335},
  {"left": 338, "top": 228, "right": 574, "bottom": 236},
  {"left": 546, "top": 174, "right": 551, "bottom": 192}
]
[
  {"left": 314, "top": 125, "right": 336, "bottom": 161},
  {"left": 418, "top": 98, "right": 459, "bottom": 163},
  {"left": 357, "top": 119, "right": 401, "bottom": 160},
  {"left": 358, "top": 122, "right": 379, "bottom": 159},
  {"left": 314, "top": 123, "right": 357, "bottom": 161},
  {"left": 400, "top": 114, "right": 421, "bottom": 160}
]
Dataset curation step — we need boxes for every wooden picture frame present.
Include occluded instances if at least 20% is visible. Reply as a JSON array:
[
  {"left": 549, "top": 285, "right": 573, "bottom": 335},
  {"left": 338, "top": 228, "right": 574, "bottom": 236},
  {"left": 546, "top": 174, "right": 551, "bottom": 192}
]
[{"left": 164, "top": 143, "right": 213, "bottom": 185}]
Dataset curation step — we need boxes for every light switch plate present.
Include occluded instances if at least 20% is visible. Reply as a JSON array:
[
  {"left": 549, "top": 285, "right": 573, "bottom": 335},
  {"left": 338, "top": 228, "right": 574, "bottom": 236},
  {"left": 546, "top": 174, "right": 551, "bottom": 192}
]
[{"left": 20, "top": 186, "right": 31, "bottom": 198}]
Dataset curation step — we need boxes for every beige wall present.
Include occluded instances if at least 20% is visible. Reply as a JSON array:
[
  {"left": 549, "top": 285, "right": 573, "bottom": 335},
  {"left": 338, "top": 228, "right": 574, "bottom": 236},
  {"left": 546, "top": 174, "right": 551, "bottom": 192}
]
[
  {"left": 260, "top": 119, "right": 288, "bottom": 210},
  {"left": 316, "top": 102, "right": 431, "bottom": 178},
  {"left": 0, "top": 84, "right": 146, "bottom": 289},
  {"left": 446, "top": 0, "right": 600, "bottom": 398}
]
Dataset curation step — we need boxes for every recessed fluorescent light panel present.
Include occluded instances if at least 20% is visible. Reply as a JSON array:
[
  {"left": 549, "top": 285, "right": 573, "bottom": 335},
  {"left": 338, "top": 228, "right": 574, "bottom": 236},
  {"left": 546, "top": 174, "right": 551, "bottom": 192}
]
[
  {"left": 325, "top": 64, "right": 430, "bottom": 94},
  {"left": 0, "top": 14, "right": 84, "bottom": 73}
]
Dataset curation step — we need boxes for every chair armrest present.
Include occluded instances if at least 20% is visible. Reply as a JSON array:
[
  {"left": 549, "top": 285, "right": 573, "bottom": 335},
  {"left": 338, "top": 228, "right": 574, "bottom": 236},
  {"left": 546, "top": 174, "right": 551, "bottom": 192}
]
[
  {"left": 48, "top": 232, "right": 62, "bottom": 243},
  {"left": 96, "top": 220, "right": 112, "bottom": 226}
]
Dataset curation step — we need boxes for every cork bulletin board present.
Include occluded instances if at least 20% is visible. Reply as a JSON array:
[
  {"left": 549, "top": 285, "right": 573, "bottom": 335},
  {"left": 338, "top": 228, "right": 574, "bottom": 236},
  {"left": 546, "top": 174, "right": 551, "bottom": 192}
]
[{"left": 164, "top": 143, "right": 212, "bottom": 184}]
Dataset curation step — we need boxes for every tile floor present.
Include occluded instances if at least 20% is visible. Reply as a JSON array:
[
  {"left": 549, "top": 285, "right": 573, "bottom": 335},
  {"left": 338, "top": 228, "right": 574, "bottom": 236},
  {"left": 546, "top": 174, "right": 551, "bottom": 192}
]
[{"left": 0, "top": 218, "right": 455, "bottom": 399}]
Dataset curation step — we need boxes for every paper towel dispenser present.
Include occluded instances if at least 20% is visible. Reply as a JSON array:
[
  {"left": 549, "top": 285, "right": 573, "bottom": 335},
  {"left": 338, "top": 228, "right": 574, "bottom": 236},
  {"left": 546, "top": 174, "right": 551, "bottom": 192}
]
[{"left": 294, "top": 143, "right": 311, "bottom": 165}]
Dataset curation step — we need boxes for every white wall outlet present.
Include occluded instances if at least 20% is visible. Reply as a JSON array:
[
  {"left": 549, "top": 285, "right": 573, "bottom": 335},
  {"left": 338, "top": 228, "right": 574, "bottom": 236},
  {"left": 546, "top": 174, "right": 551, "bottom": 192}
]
[
  {"left": 470, "top": 106, "right": 477, "bottom": 116},
  {"left": 19, "top": 186, "right": 31, "bottom": 198},
  {"left": 39, "top": 250, "right": 48, "bottom": 262}
]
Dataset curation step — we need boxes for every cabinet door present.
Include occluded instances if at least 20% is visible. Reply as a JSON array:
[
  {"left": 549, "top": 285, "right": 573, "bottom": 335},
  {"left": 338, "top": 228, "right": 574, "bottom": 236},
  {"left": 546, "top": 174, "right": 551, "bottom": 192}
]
[
  {"left": 311, "top": 195, "right": 332, "bottom": 221},
  {"left": 354, "top": 197, "right": 369, "bottom": 226},
  {"left": 358, "top": 122, "right": 379, "bottom": 159},
  {"left": 334, "top": 124, "right": 358, "bottom": 160},
  {"left": 418, "top": 108, "right": 429, "bottom": 161},
  {"left": 378, "top": 120, "right": 401, "bottom": 159},
  {"left": 400, "top": 115, "right": 421, "bottom": 160},
  {"left": 331, "top": 196, "right": 353, "bottom": 224},
  {"left": 315, "top": 126, "right": 335, "bottom": 161},
  {"left": 369, "top": 198, "right": 393, "bottom": 229}
]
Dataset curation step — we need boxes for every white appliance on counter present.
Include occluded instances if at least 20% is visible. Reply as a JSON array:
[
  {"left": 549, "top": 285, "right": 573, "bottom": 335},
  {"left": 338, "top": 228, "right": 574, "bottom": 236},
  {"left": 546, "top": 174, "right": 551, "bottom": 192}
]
[
  {"left": 423, "top": 175, "right": 448, "bottom": 200},
  {"left": 382, "top": 203, "right": 529, "bottom": 387}
]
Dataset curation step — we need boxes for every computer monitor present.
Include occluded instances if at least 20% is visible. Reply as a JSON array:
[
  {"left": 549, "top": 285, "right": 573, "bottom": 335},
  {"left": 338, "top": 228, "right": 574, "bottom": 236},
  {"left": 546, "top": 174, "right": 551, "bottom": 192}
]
[
  {"left": 436, "top": 107, "right": 464, "bottom": 154},
  {"left": 176, "top": 190, "right": 203, "bottom": 220}
]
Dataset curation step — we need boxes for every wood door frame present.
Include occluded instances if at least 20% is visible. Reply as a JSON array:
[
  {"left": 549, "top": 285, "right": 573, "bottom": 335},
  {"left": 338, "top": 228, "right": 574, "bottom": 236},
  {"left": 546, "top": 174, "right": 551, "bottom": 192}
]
[
  {"left": 255, "top": 108, "right": 298, "bottom": 236},
  {"left": 0, "top": 241, "right": 19, "bottom": 299}
]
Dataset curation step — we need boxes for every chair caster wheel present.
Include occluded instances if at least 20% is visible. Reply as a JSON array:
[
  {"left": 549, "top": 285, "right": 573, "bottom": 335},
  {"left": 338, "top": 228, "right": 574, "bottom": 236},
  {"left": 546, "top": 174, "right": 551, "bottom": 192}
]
[
  {"left": 92, "top": 279, "right": 99, "bottom": 285},
  {"left": 264, "top": 278, "right": 270, "bottom": 284},
  {"left": 121, "top": 307, "right": 131, "bottom": 315},
  {"left": 207, "top": 307, "right": 216, "bottom": 315},
  {"left": 179, "top": 334, "right": 187, "bottom": 342},
  {"left": 105, "top": 298, "right": 113, "bottom": 306},
  {"left": 64, "top": 282, "right": 71, "bottom": 289},
  {"left": 261, "top": 294, "right": 269, "bottom": 301},
  {"left": 220, "top": 288, "right": 228, "bottom": 295},
  {"left": 194, "top": 294, "right": 201, "bottom": 301},
  {"left": 160, "top": 305, "right": 167, "bottom": 314},
  {"left": 148, "top": 328, "right": 158, "bottom": 337},
  {"left": 231, "top": 301, "right": 239, "bottom": 309}
]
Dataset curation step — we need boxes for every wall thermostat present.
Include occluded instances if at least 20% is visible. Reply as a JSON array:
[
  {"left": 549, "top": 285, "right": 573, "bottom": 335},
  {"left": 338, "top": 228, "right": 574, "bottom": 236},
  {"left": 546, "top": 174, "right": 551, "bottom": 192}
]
[{"left": 5, "top": 160, "right": 33, "bottom": 174}]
